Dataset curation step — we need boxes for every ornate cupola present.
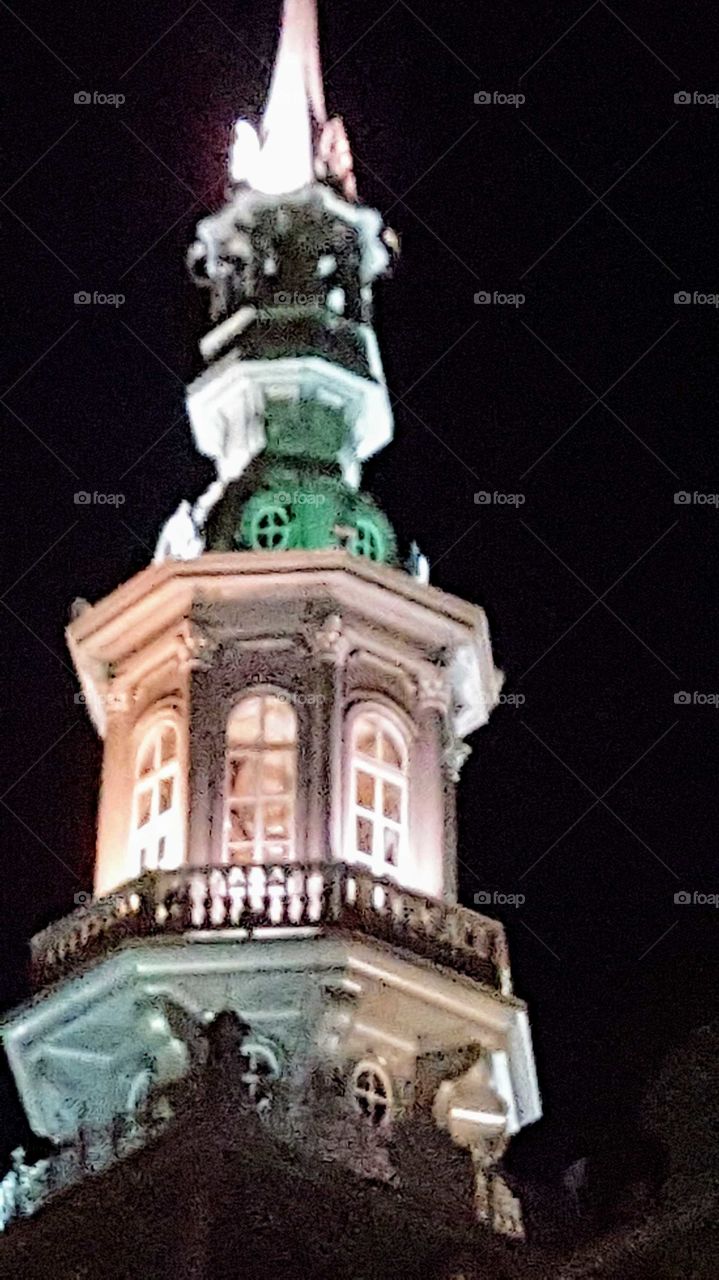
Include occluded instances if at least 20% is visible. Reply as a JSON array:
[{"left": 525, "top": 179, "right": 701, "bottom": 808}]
[{"left": 1, "top": 0, "right": 540, "bottom": 1245}]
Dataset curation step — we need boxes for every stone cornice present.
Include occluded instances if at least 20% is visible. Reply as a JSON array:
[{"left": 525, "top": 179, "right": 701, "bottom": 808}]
[{"left": 67, "top": 553, "right": 500, "bottom": 738}]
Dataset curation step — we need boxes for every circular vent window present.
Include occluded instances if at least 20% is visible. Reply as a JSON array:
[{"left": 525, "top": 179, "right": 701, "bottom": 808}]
[
  {"left": 351, "top": 1060, "right": 393, "bottom": 1126},
  {"left": 249, "top": 501, "right": 292, "bottom": 550}
]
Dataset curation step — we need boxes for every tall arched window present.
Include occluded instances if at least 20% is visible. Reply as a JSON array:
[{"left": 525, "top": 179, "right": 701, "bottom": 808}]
[
  {"left": 131, "top": 719, "right": 182, "bottom": 872},
  {"left": 347, "top": 708, "right": 408, "bottom": 877},
  {"left": 225, "top": 694, "right": 297, "bottom": 864}
]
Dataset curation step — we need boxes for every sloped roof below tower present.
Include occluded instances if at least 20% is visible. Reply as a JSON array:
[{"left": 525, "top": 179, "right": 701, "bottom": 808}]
[{"left": 0, "top": 1058, "right": 528, "bottom": 1280}]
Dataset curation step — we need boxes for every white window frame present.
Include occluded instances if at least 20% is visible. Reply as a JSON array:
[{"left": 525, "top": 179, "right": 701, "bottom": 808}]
[
  {"left": 224, "top": 693, "right": 297, "bottom": 865},
  {"left": 346, "top": 706, "right": 409, "bottom": 881},
  {"left": 130, "top": 718, "right": 182, "bottom": 873}
]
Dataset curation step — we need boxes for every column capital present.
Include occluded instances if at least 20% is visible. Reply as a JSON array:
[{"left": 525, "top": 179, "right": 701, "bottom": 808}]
[
  {"left": 442, "top": 735, "right": 472, "bottom": 782},
  {"left": 307, "top": 613, "right": 351, "bottom": 666},
  {"left": 177, "top": 619, "right": 219, "bottom": 672}
]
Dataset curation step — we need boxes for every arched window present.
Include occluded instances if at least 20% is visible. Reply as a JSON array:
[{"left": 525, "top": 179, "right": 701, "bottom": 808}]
[
  {"left": 347, "top": 709, "right": 408, "bottom": 877},
  {"left": 131, "top": 719, "right": 182, "bottom": 872},
  {"left": 225, "top": 694, "right": 297, "bottom": 864}
]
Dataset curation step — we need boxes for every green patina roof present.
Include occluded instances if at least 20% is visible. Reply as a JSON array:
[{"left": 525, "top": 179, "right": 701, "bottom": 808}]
[{"left": 205, "top": 398, "right": 396, "bottom": 563}]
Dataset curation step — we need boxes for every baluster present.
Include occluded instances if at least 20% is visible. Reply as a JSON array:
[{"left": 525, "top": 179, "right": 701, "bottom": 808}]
[
  {"left": 174, "top": 873, "right": 193, "bottom": 930},
  {"left": 228, "top": 866, "right": 247, "bottom": 924},
  {"left": 287, "top": 866, "right": 303, "bottom": 924},
  {"left": 209, "top": 868, "right": 228, "bottom": 926},
  {"left": 307, "top": 868, "right": 325, "bottom": 923},
  {"left": 247, "top": 864, "right": 266, "bottom": 919},
  {"left": 356, "top": 871, "right": 373, "bottom": 921},
  {"left": 157, "top": 874, "right": 180, "bottom": 930},
  {"left": 344, "top": 868, "right": 357, "bottom": 909},
  {"left": 327, "top": 862, "right": 344, "bottom": 920},
  {"left": 267, "top": 865, "right": 285, "bottom": 924},
  {"left": 372, "top": 882, "right": 386, "bottom": 912},
  {"left": 189, "top": 872, "right": 208, "bottom": 927}
]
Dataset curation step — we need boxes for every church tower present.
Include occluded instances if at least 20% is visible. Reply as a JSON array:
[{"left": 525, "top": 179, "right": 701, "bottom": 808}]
[{"left": 1, "top": 0, "right": 540, "bottom": 1242}]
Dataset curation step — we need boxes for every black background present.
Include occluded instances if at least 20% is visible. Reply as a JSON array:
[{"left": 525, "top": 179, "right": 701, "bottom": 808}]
[{"left": 0, "top": 0, "right": 717, "bottom": 1181}]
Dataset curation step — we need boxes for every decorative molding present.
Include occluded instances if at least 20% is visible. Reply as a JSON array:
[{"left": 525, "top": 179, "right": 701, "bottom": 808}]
[
  {"left": 307, "top": 613, "right": 351, "bottom": 666},
  {"left": 103, "top": 683, "right": 132, "bottom": 719},
  {"left": 348, "top": 650, "right": 417, "bottom": 707},
  {"left": 177, "top": 620, "right": 220, "bottom": 672},
  {"left": 416, "top": 667, "right": 450, "bottom": 714},
  {"left": 442, "top": 736, "right": 472, "bottom": 783}
]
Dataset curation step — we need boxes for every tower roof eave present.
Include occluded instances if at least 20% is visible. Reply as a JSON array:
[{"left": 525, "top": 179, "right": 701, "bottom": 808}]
[{"left": 66, "top": 552, "right": 502, "bottom": 738}]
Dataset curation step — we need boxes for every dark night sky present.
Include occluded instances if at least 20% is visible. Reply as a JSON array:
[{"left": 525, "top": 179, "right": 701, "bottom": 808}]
[{"left": 1, "top": 0, "right": 718, "bottom": 1180}]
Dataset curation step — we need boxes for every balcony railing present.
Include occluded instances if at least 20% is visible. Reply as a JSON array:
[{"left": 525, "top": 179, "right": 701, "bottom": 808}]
[{"left": 30, "top": 864, "right": 512, "bottom": 997}]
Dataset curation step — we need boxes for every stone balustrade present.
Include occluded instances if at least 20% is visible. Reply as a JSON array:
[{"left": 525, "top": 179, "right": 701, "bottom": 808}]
[{"left": 31, "top": 863, "right": 512, "bottom": 996}]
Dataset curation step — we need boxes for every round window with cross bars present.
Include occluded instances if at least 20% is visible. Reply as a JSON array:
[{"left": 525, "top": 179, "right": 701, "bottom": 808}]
[
  {"left": 351, "top": 1060, "right": 393, "bottom": 1126},
  {"left": 249, "top": 501, "right": 292, "bottom": 550}
]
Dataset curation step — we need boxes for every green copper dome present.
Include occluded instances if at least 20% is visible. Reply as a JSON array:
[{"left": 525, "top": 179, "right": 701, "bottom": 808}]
[{"left": 205, "top": 398, "right": 396, "bottom": 562}]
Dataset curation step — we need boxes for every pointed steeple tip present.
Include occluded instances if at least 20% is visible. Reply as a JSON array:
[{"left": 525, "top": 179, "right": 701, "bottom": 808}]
[{"left": 230, "top": 0, "right": 357, "bottom": 200}]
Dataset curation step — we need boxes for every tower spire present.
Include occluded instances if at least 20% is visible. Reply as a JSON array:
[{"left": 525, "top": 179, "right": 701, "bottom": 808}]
[
  {"left": 231, "top": 0, "right": 355, "bottom": 199},
  {"left": 264, "top": 0, "right": 327, "bottom": 143}
]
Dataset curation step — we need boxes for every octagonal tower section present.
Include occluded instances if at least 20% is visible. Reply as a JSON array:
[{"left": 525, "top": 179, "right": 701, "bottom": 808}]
[{"left": 68, "top": 550, "right": 501, "bottom": 905}]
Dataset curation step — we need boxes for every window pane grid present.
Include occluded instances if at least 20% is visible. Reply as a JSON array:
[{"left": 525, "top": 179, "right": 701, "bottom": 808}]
[
  {"left": 225, "top": 695, "right": 297, "bottom": 865},
  {"left": 348, "top": 713, "right": 408, "bottom": 878},
  {"left": 131, "top": 722, "right": 182, "bottom": 873}
]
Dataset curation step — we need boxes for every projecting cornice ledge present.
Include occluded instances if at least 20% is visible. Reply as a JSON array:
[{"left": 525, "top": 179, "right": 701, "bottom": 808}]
[{"left": 66, "top": 552, "right": 502, "bottom": 738}]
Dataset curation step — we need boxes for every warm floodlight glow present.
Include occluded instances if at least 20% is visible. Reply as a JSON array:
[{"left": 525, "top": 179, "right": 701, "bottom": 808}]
[
  {"left": 230, "top": 120, "right": 261, "bottom": 185},
  {"left": 230, "top": 0, "right": 325, "bottom": 195}
]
